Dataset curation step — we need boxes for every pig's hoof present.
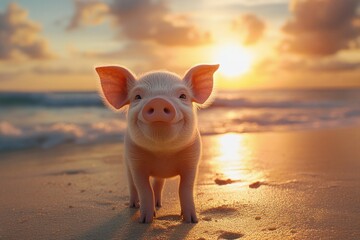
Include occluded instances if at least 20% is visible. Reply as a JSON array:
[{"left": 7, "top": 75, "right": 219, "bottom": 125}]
[
  {"left": 129, "top": 200, "right": 140, "bottom": 208},
  {"left": 139, "top": 210, "right": 156, "bottom": 223},
  {"left": 155, "top": 200, "right": 162, "bottom": 208},
  {"left": 182, "top": 210, "right": 198, "bottom": 223}
]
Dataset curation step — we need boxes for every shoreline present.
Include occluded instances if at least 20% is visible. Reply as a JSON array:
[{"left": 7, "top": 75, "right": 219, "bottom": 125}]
[{"left": 1, "top": 124, "right": 359, "bottom": 155}]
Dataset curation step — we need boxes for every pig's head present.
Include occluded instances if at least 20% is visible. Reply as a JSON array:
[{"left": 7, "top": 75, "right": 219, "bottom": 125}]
[{"left": 96, "top": 64, "right": 219, "bottom": 151}]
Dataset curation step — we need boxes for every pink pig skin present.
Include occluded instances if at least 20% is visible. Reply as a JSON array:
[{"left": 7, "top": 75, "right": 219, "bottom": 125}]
[{"left": 96, "top": 64, "right": 219, "bottom": 223}]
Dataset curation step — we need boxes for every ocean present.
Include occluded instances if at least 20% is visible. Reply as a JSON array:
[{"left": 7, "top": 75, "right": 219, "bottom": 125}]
[{"left": 1, "top": 89, "right": 360, "bottom": 151}]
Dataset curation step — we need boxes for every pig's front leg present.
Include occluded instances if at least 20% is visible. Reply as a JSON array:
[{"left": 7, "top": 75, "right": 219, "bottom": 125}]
[
  {"left": 179, "top": 168, "right": 198, "bottom": 223},
  {"left": 125, "top": 162, "right": 139, "bottom": 208},
  {"left": 132, "top": 171, "right": 155, "bottom": 223}
]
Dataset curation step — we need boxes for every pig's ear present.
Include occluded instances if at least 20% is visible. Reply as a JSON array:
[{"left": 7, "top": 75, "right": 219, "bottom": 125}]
[
  {"left": 95, "top": 66, "right": 136, "bottom": 110},
  {"left": 183, "top": 64, "right": 219, "bottom": 104}
]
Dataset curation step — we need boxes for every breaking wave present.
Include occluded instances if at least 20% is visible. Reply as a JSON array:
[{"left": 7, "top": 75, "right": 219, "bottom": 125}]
[{"left": 1, "top": 89, "right": 360, "bottom": 151}]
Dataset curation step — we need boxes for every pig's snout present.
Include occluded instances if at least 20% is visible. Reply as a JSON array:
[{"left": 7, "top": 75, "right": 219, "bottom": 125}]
[{"left": 142, "top": 98, "right": 176, "bottom": 123}]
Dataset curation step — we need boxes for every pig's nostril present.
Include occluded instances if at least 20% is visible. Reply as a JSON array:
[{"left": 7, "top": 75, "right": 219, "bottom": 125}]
[
  {"left": 164, "top": 108, "right": 170, "bottom": 114},
  {"left": 148, "top": 108, "right": 154, "bottom": 114}
]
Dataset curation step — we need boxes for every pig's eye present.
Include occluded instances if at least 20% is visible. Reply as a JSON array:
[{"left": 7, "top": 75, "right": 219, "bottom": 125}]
[
  {"left": 134, "top": 95, "right": 142, "bottom": 100},
  {"left": 179, "top": 94, "right": 187, "bottom": 100}
]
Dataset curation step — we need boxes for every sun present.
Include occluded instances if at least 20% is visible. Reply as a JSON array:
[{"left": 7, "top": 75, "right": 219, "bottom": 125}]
[{"left": 213, "top": 44, "right": 253, "bottom": 77}]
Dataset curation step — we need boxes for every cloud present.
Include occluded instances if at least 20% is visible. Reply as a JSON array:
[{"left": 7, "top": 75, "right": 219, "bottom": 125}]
[
  {"left": 232, "top": 14, "right": 266, "bottom": 45},
  {"left": 255, "top": 56, "right": 360, "bottom": 74},
  {"left": 66, "top": 0, "right": 109, "bottom": 31},
  {"left": 219, "top": 0, "right": 288, "bottom": 6},
  {"left": 110, "top": 0, "right": 211, "bottom": 46},
  {"left": 306, "top": 60, "right": 360, "bottom": 72},
  {"left": 68, "top": 0, "right": 211, "bottom": 46},
  {"left": 0, "top": 70, "right": 23, "bottom": 81},
  {"left": 0, "top": 3, "right": 54, "bottom": 60},
  {"left": 73, "top": 41, "right": 175, "bottom": 72},
  {"left": 0, "top": 65, "right": 89, "bottom": 82},
  {"left": 31, "top": 66, "right": 83, "bottom": 75},
  {"left": 75, "top": 42, "right": 157, "bottom": 59},
  {"left": 281, "top": 0, "right": 360, "bottom": 56}
]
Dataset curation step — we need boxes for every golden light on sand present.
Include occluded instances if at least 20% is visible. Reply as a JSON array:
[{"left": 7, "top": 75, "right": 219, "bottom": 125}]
[
  {"left": 212, "top": 133, "right": 266, "bottom": 183},
  {"left": 213, "top": 44, "right": 253, "bottom": 77},
  {"left": 218, "top": 133, "right": 243, "bottom": 160},
  {"left": 216, "top": 133, "right": 246, "bottom": 179}
]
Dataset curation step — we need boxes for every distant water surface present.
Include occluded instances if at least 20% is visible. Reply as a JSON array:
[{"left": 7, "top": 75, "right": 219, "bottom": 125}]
[{"left": 1, "top": 89, "right": 360, "bottom": 151}]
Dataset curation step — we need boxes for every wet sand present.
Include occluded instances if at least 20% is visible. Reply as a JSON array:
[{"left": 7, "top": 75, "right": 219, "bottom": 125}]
[{"left": 1, "top": 127, "right": 360, "bottom": 239}]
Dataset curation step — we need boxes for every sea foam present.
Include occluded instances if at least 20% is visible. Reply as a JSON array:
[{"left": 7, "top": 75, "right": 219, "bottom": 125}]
[{"left": 1, "top": 89, "right": 360, "bottom": 151}]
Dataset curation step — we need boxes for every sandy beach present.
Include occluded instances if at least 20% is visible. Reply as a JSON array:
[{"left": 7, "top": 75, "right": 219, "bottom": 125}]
[
  {"left": 2, "top": 0, "right": 360, "bottom": 239},
  {"left": 1, "top": 127, "right": 360, "bottom": 240}
]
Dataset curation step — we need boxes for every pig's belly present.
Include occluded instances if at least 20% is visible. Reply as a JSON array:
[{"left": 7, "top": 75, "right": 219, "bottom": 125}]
[{"left": 149, "top": 161, "right": 181, "bottom": 178}]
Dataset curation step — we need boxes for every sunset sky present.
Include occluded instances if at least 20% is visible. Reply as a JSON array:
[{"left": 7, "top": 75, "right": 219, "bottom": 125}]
[{"left": 0, "top": 0, "right": 360, "bottom": 91}]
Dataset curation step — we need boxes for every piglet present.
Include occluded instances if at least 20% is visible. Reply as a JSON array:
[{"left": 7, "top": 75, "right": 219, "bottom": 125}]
[{"left": 96, "top": 64, "right": 219, "bottom": 223}]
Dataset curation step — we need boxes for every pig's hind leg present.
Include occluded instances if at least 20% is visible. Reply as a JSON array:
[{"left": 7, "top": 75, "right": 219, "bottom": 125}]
[
  {"left": 152, "top": 178, "right": 165, "bottom": 208},
  {"left": 126, "top": 162, "right": 139, "bottom": 208}
]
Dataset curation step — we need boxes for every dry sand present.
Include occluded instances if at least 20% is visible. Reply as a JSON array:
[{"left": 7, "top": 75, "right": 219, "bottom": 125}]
[{"left": 1, "top": 127, "right": 360, "bottom": 239}]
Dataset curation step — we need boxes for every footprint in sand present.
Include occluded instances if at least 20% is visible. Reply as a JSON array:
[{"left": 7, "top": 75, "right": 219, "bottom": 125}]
[
  {"left": 202, "top": 205, "right": 238, "bottom": 216},
  {"left": 47, "top": 169, "right": 89, "bottom": 176},
  {"left": 217, "top": 230, "right": 244, "bottom": 239}
]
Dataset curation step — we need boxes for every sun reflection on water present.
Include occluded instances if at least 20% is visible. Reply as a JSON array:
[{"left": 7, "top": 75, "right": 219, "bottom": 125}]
[
  {"left": 207, "top": 133, "right": 265, "bottom": 183},
  {"left": 217, "top": 133, "right": 245, "bottom": 162},
  {"left": 215, "top": 133, "right": 248, "bottom": 180}
]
